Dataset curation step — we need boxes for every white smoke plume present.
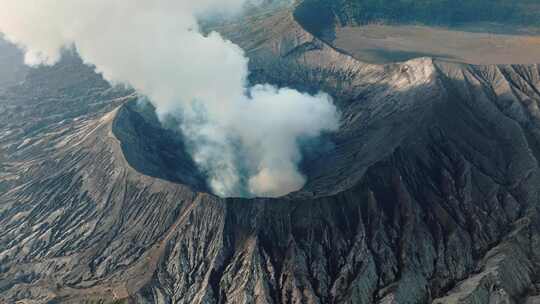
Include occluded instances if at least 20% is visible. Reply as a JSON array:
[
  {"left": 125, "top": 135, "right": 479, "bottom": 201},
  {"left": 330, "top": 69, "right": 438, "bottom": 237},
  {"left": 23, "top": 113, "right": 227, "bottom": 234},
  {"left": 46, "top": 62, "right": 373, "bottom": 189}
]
[{"left": 0, "top": 1, "right": 339, "bottom": 197}]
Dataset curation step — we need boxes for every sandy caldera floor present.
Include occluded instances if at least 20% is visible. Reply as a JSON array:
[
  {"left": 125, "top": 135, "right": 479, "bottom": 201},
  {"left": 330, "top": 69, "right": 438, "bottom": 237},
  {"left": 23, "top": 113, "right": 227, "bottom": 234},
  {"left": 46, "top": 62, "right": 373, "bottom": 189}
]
[{"left": 333, "top": 24, "right": 540, "bottom": 65}]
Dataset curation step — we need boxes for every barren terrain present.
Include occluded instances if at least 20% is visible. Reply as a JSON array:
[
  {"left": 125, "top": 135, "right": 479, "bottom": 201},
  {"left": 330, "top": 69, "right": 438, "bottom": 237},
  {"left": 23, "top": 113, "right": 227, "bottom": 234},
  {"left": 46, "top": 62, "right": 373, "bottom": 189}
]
[{"left": 334, "top": 24, "right": 540, "bottom": 64}]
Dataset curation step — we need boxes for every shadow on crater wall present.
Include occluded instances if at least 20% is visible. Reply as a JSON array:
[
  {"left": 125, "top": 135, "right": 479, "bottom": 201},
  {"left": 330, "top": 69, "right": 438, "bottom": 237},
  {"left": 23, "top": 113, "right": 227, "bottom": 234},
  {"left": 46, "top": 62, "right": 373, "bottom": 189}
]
[{"left": 112, "top": 100, "right": 209, "bottom": 192}]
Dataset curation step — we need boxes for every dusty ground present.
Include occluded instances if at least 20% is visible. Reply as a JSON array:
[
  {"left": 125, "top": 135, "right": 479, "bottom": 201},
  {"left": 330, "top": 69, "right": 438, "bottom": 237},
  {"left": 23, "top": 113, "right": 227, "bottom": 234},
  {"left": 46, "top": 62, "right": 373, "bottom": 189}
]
[{"left": 333, "top": 24, "right": 540, "bottom": 64}]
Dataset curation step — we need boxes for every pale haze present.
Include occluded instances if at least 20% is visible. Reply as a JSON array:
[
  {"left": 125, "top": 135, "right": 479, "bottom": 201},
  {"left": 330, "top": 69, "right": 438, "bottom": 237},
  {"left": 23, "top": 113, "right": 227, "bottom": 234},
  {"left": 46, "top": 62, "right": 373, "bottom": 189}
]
[{"left": 0, "top": 0, "right": 339, "bottom": 197}]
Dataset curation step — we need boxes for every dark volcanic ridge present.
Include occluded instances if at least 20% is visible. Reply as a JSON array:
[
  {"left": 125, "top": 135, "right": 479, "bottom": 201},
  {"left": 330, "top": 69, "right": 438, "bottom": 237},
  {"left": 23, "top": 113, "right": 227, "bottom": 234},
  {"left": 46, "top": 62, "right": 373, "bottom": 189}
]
[{"left": 2, "top": 2, "right": 540, "bottom": 304}]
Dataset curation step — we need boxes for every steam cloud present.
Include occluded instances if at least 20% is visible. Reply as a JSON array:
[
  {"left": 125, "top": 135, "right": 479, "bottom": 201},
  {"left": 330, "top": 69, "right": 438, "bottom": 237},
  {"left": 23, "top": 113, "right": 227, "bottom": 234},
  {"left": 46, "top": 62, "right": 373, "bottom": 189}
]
[{"left": 0, "top": 1, "right": 339, "bottom": 197}]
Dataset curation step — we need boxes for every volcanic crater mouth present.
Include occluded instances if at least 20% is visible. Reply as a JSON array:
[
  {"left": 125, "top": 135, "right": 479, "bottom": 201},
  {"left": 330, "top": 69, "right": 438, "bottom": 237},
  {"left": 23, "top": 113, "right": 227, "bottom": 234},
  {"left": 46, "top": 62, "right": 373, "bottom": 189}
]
[{"left": 111, "top": 100, "right": 336, "bottom": 198}]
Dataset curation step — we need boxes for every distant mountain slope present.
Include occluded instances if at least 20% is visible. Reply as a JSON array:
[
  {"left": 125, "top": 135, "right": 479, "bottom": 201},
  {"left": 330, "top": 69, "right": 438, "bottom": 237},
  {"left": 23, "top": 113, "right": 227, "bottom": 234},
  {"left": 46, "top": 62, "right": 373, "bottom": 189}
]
[
  {"left": 291, "top": 0, "right": 540, "bottom": 65},
  {"left": 296, "top": 0, "right": 540, "bottom": 28}
]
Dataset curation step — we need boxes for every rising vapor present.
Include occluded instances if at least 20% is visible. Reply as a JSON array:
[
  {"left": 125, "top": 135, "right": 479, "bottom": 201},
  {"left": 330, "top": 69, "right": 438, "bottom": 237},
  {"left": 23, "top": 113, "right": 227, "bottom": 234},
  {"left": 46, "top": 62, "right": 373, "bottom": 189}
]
[{"left": 0, "top": 0, "right": 339, "bottom": 197}]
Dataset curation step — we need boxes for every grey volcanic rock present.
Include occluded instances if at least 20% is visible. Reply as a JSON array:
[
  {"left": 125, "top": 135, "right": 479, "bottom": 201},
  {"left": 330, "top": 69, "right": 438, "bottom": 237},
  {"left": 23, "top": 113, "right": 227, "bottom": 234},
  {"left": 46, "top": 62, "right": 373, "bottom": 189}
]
[{"left": 2, "top": 4, "right": 540, "bottom": 304}]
